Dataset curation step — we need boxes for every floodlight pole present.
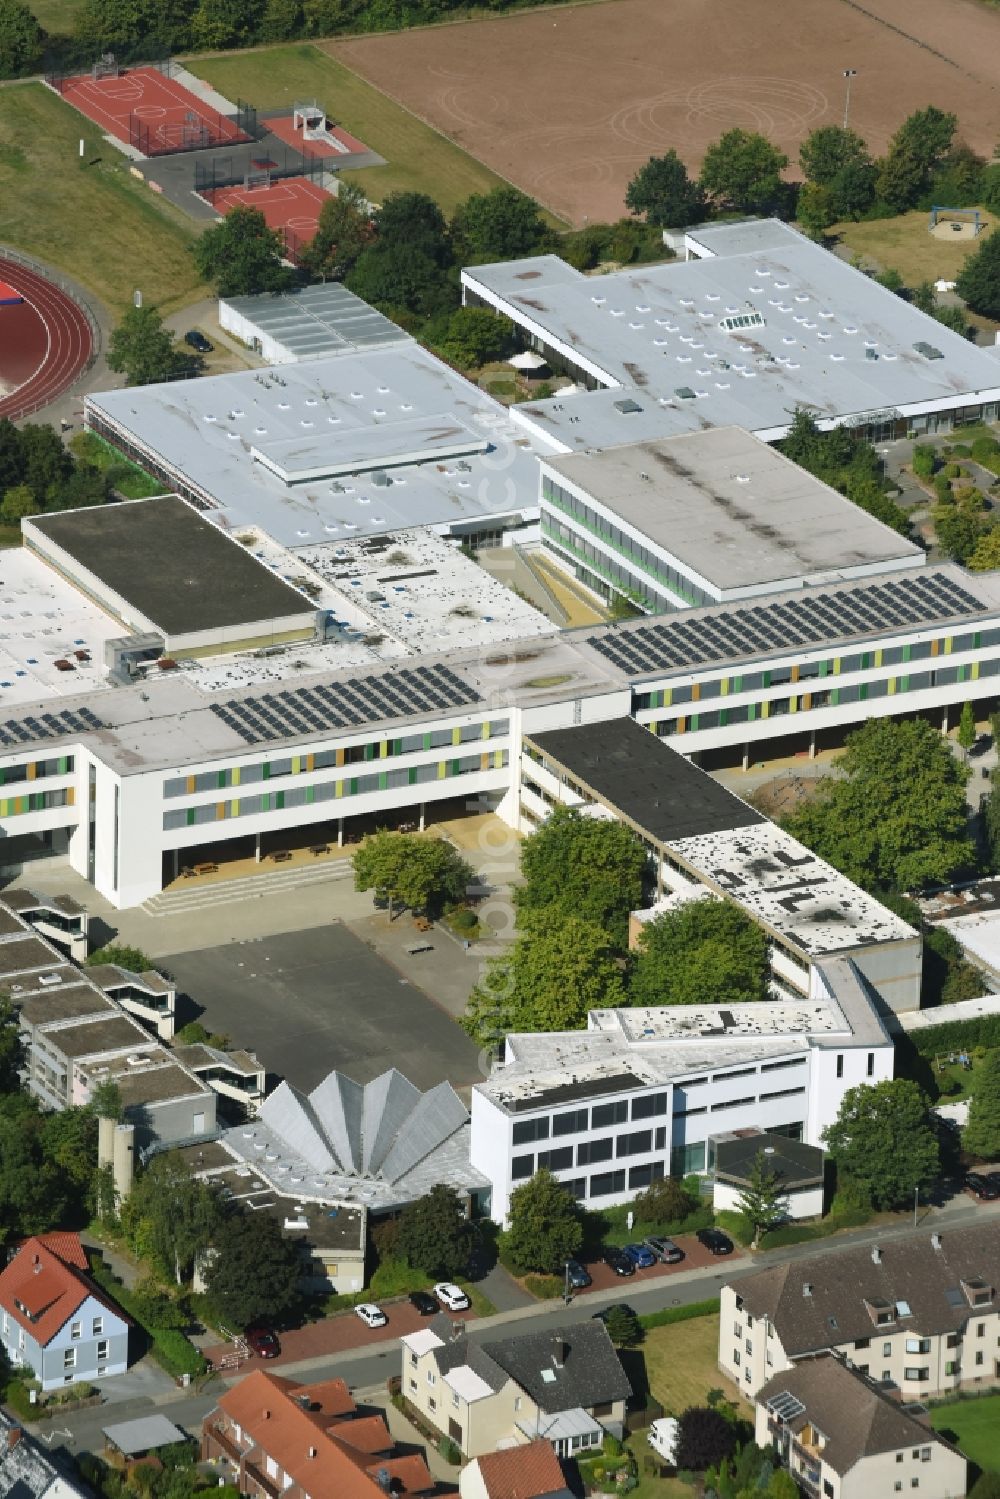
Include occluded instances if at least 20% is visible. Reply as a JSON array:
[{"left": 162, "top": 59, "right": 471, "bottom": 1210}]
[{"left": 842, "top": 70, "right": 858, "bottom": 130}]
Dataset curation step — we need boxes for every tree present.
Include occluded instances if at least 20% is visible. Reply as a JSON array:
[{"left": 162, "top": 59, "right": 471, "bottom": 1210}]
[
  {"left": 675, "top": 1406, "right": 741, "bottom": 1471},
  {"left": 375, "top": 192, "right": 451, "bottom": 264},
  {"left": 501, "top": 1169, "right": 583, "bottom": 1275},
  {"left": 784, "top": 717, "right": 973, "bottom": 893},
  {"left": 87, "top": 943, "right": 153, "bottom": 973},
  {"left": 799, "top": 125, "right": 876, "bottom": 219},
  {"left": 822, "top": 1079, "right": 939, "bottom": 1210},
  {"left": 735, "top": 1151, "right": 786, "bottom": 1248},
  {"left": 625, "top": 150, "right": 705, "bottom": 228},
  {"left": 346, "top": 240, "right": 453, "bottom": 318},
  {"left": 515, "top": 806, "right": 647, "bottom": 949},
  {"left": 0, "top": 1110, "right": 68, "bottom": 1240},
  {"left": 258, "top": 0, "right": 302, "bottom": 41},
  {"left": 193, "top": 206, "right": 291, "bottom": 298},
  {"left": 956, "top": 229, "right": 1000, "bottom": 320},
  {"left": 190, "top": 0, "right": 264, "bottom": 48},
  {"left": 88, "top": 1079, "right": 123, "bottom": 1122},
  {"left": 630, "top": 898, "right": 769, "bottom": 1008},
  {"left": 698, "top": 129, "right": 788, "bottom": 215},
  {"left": 957, "top": 701, "right": 977, "bottom": 757},
  {"left": 396, "top": 1184, "right": 472, "bottom": 1279},
  {"left": 0, "top": 994, "right": 21, "bottom": 1092},
  {"left": 203, "top": 1208, "right": 301, "bottom": 1328},
  {"left": 876, "top": 107, "right": 957, "bottom": 211},
  {"left": 17, "top": 422, "right": 72, "bottom": 504},
  {"left": 796, "top": 181, "right": 837, "bottom": 239},
  {"left": 353, "top": 830, "right": 474, "bottom": 919},
  {"left": 439, "top": 306, "right": 514, "bottom": 369},
  {"left": 451, "top": 186, "right": 549, "bottom": 263},
  {"left": 462, "top": 914, "right": 626, "bottom": 1046},
  {"left": 0, "top": 0, "right": 44, "bottom": 79},
  {"left": 1, "top": 483, "right": 38, "bottom": 526},
  {"left": 963, "top": 1049, "right": 1000, "bottom": 1159},
  {"left": 107, "top": 306, "right": 189, "bottom": 387},
  {"left": 602, "top": 1303, "right": 643, "bottom": 1346},
  {"left": 299, "top": 183, "right": 373, "bottom": 282},
  {"left": 765, "top": 1473, "right": 799, "bottom": 1499},
  {"left": 631, "top": 1174, "right": 697, "bottom": 1227},
  {"left": 967, "top": 524, "right": 1000, "bottom": 572},
  {"left": 120, "top": 1153, "right": 224, "bottom": 1284}
]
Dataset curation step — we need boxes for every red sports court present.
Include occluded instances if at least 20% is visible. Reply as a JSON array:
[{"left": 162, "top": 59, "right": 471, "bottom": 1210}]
[
  {"left": 52, "top": 65, "right": 252, "bottom": 156},
  {"left": 204, "top": 175, "right": 332, "bottom": 263},
  {"left": 266, "top": 110, "right": 370, "bottom": 159}
]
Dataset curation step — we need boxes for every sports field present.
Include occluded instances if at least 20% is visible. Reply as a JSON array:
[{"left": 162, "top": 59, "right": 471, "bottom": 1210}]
[
  {"left": 185, "top": 44, "right": 518, "bottom": 215},
  {"left": 331, "top": 0, "right": 1000, "bottom": 225},
  {"left": 55, "top": 66, "right": 250, "bottom": 155},
  {"left": 204, "top": 176, "right": 332, "bottom": 262},
  {"left": 0, "top": 82, "right": 206, "bottom": 316}
]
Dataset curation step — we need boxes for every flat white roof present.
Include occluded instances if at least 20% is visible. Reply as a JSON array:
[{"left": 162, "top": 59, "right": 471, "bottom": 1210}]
[
  {"left": 0, "top": 549, "right": 120, "bottom": 708},
  {"left": 463, "top": 223, "right": 1000, "bottom": 451},
  {"left": 670, "top": 822, "right": 916, "bottom": 956},
  {"left": 86, "top": 343, "right": 557, "bottom": 549},
  {"left": 543, "top": 428, "right": 922, "bottom": 593}
]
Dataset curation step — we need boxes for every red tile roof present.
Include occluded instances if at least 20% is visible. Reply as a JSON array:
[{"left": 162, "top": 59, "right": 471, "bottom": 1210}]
[
  {"left": 475, "top": 1441, "right": 568, "bottom": 1499},
  {"left": 214, "top": 1372, "right": 432, "bottom": 1499},
  {"left": 0, "top": 1234, "right": 125, "bottom": 1347},
  {"left": 336, "top": 1416, "right": 393, "bottom": 1456}
]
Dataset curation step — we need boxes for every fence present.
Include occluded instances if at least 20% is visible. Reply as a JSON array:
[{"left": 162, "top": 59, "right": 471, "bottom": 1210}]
[
  {"left": 129, "top": 98, "right": 259, "bottom": 158},
  {"left": 44, "top": 52, "right": 173, "bottom": 94},
  {"left": 194, "top": 140, "right": 326, "bottom": 195},
  {"left": 0, "top": 246, "right": 102, "bottom": 421}
]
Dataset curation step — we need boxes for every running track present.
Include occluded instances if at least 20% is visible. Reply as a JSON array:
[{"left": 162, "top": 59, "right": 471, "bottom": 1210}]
[{"left": 0, "top": 259, "right": 93, "bottom": 421}]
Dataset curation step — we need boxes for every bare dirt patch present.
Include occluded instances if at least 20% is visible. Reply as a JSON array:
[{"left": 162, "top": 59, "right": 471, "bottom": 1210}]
[{"left": 329, "top": 0, "right": 1000, "bottom": 226}]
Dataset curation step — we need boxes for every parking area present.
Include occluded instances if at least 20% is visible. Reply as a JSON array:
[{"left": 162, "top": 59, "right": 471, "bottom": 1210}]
[
  {"left": 579, "top": 1234, "right": 741, "bottom": 1292},
  {"left": 162, "top": 922, "right": 482, "bottom": 1094},
  {"left": 204, "top": 1296, "right": 474, "bottom": 1370}
]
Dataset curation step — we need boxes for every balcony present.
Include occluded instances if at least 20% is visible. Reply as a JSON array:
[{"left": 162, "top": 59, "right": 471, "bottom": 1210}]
[
  {"left": 245, "top": 1461, "right": 282, "bottom": 1499},
  {"left": 204, "top": 1422, "right": 244, "bottom": 1465}
]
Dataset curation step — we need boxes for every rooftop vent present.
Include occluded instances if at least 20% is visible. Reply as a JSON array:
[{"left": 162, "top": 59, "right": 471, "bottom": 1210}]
[
  {"left": 872, "top": 1246, "right": 881, "bottom": 1264},
  {"left": 914, "top": 341, "right": 944, "bottom": 360},
  {"left": 674, "top": 386, "right": 697, "bottom": 401},
  {"left": 932, "top": 1233, "right": 942, "bottom": 1251},
  {"left": 613, "top": 398, "right": 643, "bottom": 414},
  {"left": 803, "top": 1283, "right": 813, "bottom": 1298}
]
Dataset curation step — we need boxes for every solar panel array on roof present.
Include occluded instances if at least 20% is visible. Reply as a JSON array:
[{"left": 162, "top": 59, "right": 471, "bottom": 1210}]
[
  {"left": 767, "top": 1391, "right": 806, "bottom": 1423},
  {"left": 0, "top": 705, "right": 103, "bottom": 748},
  {"left": 210, "top": 663, "right": 480, "bottom": 745},
  {"left": 588, "top": 571, "right": 985, "bottom": 678}
]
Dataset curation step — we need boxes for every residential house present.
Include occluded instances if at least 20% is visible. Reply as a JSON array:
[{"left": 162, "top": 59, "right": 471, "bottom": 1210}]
[
  {"left": 0, "top": 1233, "right": 129, "bottom": 1392},
  {"left": 400, "top": 1315, "right": 631, "bottom": 1459},
  {"left": 460, "top": 1440, "right": 573, "bottom": 1499},
  {"left": 757, "top": 1355, "right": 967, "bottom": 1499},
  {"left": 201, "top": 1369, "right": 433, "bottom": 1499},
  {"left": 720, "top": 1224, "right": 1000, "bottom": 1401},
  {"left": 0, "top": 1408, "right": 94, "bottom": 1497}
]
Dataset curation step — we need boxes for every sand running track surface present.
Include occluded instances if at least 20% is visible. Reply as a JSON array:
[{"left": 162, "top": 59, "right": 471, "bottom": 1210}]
[{"left": 330, "top": 0, "right": 1000, "bottom": 225}]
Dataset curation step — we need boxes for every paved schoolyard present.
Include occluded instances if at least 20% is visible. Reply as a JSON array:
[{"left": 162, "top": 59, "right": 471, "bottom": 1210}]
[{"left": 161, "top": 922, "right": 482, "bottom": 1094}]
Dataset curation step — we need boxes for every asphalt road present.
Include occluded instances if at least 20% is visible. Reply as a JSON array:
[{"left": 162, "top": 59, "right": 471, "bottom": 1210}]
[
  {"left": 45, "top": 1197, "right": 1000, "bottom": 1466},
  {"left": 162, "top": 922, "right": 482, "bottom": 1093}
]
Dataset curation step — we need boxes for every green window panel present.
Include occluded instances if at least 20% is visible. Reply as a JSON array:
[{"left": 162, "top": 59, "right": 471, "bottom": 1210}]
[
  {"left": 275, "top": 791, "right": 285, "bottom": 810},
  {"left": 378, "top": 773, "right": 388, "bottom": 791}
]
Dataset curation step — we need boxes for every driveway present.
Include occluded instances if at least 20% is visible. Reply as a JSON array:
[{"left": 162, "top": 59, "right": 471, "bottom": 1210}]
[{"left": 161, "top": 922, "right": 483, "bottom": 1094}]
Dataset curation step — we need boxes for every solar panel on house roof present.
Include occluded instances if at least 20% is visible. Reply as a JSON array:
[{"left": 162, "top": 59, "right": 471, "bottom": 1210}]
[
  {"left": 588, "top": 570, "right": 988, "bottom": 677},
  {"left": 210, "top": 663, "right": 482, "bottom": 745}
]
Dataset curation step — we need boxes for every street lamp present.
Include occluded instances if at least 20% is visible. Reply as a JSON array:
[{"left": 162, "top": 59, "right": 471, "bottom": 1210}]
[
  {"left": 564, "top": 1261, "right": 572, "bottom": 1305},
  {"left": 842, "top": 70, "right": 858, "bottom": 130}
]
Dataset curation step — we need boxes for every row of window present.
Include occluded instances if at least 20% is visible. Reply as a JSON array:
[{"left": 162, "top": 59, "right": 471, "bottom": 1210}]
[
  {"left": 643, "top": 659, "right": 1000, "bottom": 736},
  {"left": 511, "top": 1092, "right": 668, "bottom": 1146},
  {"left": 512, "top": 1126, "right": 669, "bottom": 1179},
  {"left": 0, "top": 754, "right": 73, "bottom": 787},
  {"left": 0, "top": 786, "right": 74, "bottom": 818},
  {"left": 674, "top": 1086, "right": 806, "bottom": 1120},
  {"left": 554, "top": 1162, "right": 668, "bottom": 1200},
  {"left": 164, "top": 721, "right": 509, "bottom": 798},
  {"left": 162, "top": 752, "right": 508, "bottom": 830}
]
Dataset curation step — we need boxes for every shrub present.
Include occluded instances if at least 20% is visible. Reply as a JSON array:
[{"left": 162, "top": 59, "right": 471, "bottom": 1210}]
[
  {"left": 640, "top": 1297, "right": 719, "bottom": 1331},
  {"left": 912, "top": 444, "right": 938, "bottom": 479},
  {"left": 971, "top": 436, "right": 1000, "bottom": 470},
  {"left": 438, "top": 1437, "right": 462, "bottom": 1465},
  {"left": 714, "top": 1209, "right": 754, "bottom": 1246},
  {"left": 943, "top": 462, "right": 963, "bottom": 479},
  {"left": 450, "top": 907, "right": 478, "bottom": 931}
]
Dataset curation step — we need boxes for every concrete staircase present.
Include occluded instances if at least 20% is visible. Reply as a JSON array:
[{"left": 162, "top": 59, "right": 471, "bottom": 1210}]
[{"left": 141, "top": 858, "right": 353, "bottom": 916}]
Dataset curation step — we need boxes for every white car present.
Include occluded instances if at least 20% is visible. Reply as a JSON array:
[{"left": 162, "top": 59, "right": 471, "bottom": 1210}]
[
  {"left": 433, "top": 1282, "right": 470, "bottom": 1312},
  {"left": 354, "top": 1302, "right": 388, "bottom": 1329}
]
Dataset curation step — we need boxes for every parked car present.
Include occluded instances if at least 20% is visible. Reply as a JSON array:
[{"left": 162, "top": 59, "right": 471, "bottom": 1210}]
[
  {"left": 354, "top": 1303, "right": 388, "bottom": 1329},
  {"left": 565, "top": 1259, "right": 592, "bottom": 1289},
  {"left": 644, "top": 1236, "right": 685, "bottom": 1264},
  {"left": 623, "top": 1243, "right": 657, "bottom": 1269},
  {"left": 697, "top": 1227, "right": 734, "bottom": 1256},
  {"left": 245, "top": 1326, "right": 280, "bottom": 1358},
  {"left": 409, "top": 1290, "right": 439, "bottom": 1315},
  {"left": 434, "top": 1282, "right": 470, "bottom": 1312},
  {"left": 965, "top": 1173, "right": 999, "bottom": 1201},
  {"left": 184, "top": 329, "right": 213, "bottom": 353},
  {"left": 604, "top": 1249, "right": 636, "bottom": 1277}
]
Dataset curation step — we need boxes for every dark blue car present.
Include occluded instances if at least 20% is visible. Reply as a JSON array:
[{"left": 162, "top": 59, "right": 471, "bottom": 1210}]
[{"left": 623, "top": 1243, "right": 657, "bottom": 1269}]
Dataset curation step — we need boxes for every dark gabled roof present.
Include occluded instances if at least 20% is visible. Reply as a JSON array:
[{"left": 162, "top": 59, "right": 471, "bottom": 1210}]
[
  {"left": 736, "top": 1223, "right": 1000, "bottom": 1354},
  {"left": 758, "top": 1357, "right": 957, "bottom": 1476},
  {"left": 427, "top": 1315, "right": 509, "bottom": 1394},
  {"left": 480, "top": 1322, "right": 632, "bottom": 1414}
]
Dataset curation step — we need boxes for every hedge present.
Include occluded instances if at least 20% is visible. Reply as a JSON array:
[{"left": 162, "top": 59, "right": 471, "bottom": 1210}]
[
  {"left": 908, "top": 1014, "right": 1000, "bottom": 1057},
  {"left": 639, "top": 1297, "right": 719, "bottom": 1331}
]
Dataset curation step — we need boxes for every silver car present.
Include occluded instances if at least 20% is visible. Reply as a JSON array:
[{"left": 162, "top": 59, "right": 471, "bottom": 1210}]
[{"left": 644, "top": 1235, "right": 685, "bottom": 1264}]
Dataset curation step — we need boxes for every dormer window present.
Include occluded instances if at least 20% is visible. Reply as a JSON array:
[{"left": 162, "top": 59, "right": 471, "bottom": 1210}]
[
  {"left": 962, "top": 1278, "right": 993, "bottom": 1309},
  {"left": 865, "top": 1298, "right": 896, "bottom": 1328}
]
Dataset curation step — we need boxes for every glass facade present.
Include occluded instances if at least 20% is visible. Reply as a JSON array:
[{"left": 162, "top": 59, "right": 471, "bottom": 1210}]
[{"left": 0, "top": 786, "right": 74, "bottom": 818}]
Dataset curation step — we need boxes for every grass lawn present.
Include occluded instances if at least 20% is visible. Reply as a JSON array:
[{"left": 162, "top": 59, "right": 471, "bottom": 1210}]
[
  {"left": 930, "top": 1394, "right": 1000, "bottom": 1472},
  {"left": 640, "top": 1312, "right": 747, "bottom": 1417},
  {"left": 184, "top": 44, "right": 520, "bottom": 216},
  {"left": 830, "top": 208, "right": 994, "bottom": 288},
  {"left": 0, "top": 83, "right": 207, "bottom": 317},
  {"left": 26, "top": 0, "right": 83, "bottom": 32}
]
